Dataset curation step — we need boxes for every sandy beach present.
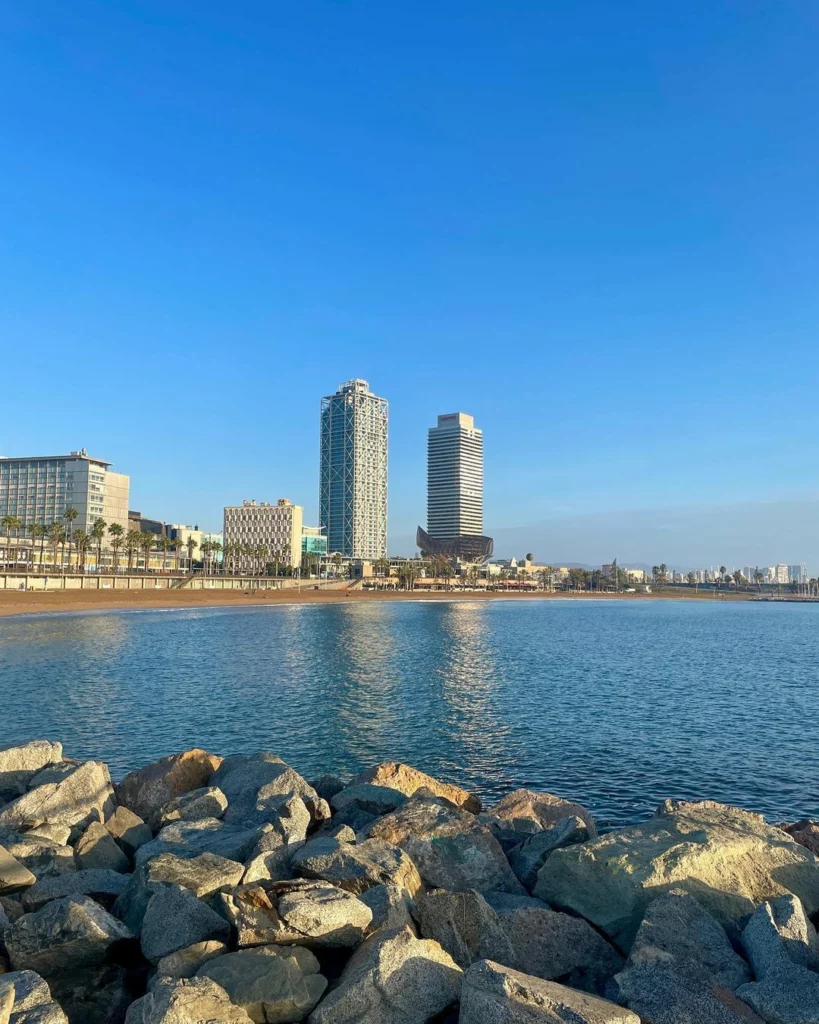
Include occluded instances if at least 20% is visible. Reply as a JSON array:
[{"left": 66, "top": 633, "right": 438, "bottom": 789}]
[{"left": 0, "top": 585, "right": 752, "bottom": 617}]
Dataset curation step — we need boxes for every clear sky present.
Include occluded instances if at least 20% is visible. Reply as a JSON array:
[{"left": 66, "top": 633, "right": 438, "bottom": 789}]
[{"left": 2, "top": 1, "right": 818, "bottom": 565}]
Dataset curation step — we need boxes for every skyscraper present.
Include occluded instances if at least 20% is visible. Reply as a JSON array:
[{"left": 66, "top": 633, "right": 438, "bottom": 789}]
[
  {"left": 416, "top": 412, "right": 493, "bottom": 562},
  {"left": 319, "top": 379, "right": 388, "bottom": 559}
]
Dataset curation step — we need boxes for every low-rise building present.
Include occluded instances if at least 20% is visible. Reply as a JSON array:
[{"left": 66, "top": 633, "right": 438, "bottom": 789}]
[{"left": 223, "top": 499, "right": 302, "bottom": 570}]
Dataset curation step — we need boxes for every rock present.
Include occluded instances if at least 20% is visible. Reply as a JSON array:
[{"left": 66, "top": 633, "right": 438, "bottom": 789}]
[
  {"left": 321, "top": 823, "right": 357, "bottom": 843},
  {"left": 198, "top": 946, "right": 327, "bottom": 1023},
  {"left": 47, "top": 964, "right": 132, "bottom": 1024},
  {"left": 0, "top": 847, "right": 36, "bottom": 895},
  {"left": 321, "top": 805, "right": 378, "bottom": 836},
  {"left": 134, "top": 819, "right": 263, "bottom": 867},
  {"left": 0, "top": 743, "right": 62, "bottom": 802},
  {"left": 507, "top": 816, "right": 589, "bottom": 891},
  {"left": 114, "top": 852, "right": 244, "bottom": 932},
  {"left": 117, "top": 750, "right": 222, "bottom": 830},
  {"left": 535, "top": 801, "right": 819, "bottom": 950},
  {"left": 10, "top": 1004, "right": 69, "bottom": 1023},
  {"left": 216, "top": 879, "right": 372, "bottom": 948},
  {"left": 124, "top": 976, "right": 253, "bottom": 1024},
  {"left": 74, "top": 823, "right": 130, "bottom": 874},
  {"left": 460, "top": 959, "right": 639, "bottom": 1024},
  {"left": 310, "top": 774, "right": 350, "bottom": 803},
  {"left": 156, "top": 941, "right": 227, "bottom": 979},
  {"left": 0, "top": 896, "right": 24, "bottom": 923},
  {"left": 27, "top": 764, "right": 80, "bottom": 790},
  {"left": 212, "top": 753, "right": 330, "bottom": 827},
  {"left": 0, "top": 763, "right": 115, "bottom": 837},
  {"left": 623, "top": 889, "right": 750, "bottom": 988},
  {"left": 158, "top": 787, "right": 228, "bottom": 827},
  {"left": 0, "top": 985, "right": 11, "bottom": 1024},
  {"left": 360, "top": 883, "right": 416, "bottom": 935},
  {"left": 242, "top": 840, "right": 304, "bottom": 885},
  {"left": 331, "top": 784, "right": 407, "bottom": 817},
  {"left": 22, "top": 869, "right": 129, "bottom": 912},
  {"left": 140, "top": 885, "right": 231, "bottom": 964},
  {"left": 780, "top": 820, "right": 819, "bottom": 857},
  {"left": 737, "top": 962, "right": 819, "bottom": 1024},
  {"left": 486, "top": 892, "right": 623, "bottom": 995},
  {"left": 414, "top": 889, "right": 515, "bottom": 971},
  {"left": 487, "top": 789, "right": 597, "bottom": 837},
  {"left": 5, "top": 897, "right": 133, "bottom": 975},
  {"left": 24, "top": 826, "right": 71, "bottom": 847},
  {"left": 366, "top": 795, "right": 525, "bottom": 895},
  {"left": 611, "top": 961, "right": 762, "bottom": 1024},
  {"left": 104, "top": 808, "right": 153, "bottom": 859},
  {"left": 348, "top": 762, "right": 481, "bottom": 813},
  {"left": 0, "top": 970, "right": 52, "bottom": 1013},
  {"left": 308, "top": 925, "right": 462, "bottom": 1024},
  {"left": 292, "top": 836, "right": 422, "bottom": 896},
  {"left": 0, "top": 835, "right": 76, "bottom": 880},
  {"left": 743, "top": 895, "right": 819, "bottom": 979}
]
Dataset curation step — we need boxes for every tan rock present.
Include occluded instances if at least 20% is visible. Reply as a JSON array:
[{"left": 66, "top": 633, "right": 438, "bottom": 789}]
[
  {"left": 117, "top": 750, "right": 222, "bottom": 829},
  {"left": 349, "top": 762, "right": 481, "bottom": 813},
  {"left": 487, "top": 789, "right": 597, "bottom": 837},
  {"left": 0, "top": 847, "right": 35, "bottom": 895},
  {"left": 0, "top": 762, "right": 115, "bottom": 835}
]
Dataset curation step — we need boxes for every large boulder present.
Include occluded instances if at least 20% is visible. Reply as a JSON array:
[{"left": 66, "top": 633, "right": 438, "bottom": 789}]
[
  {"left": 330, "top": 784, "right": 407, "bottom": 817},
  {"left": 742, "top": 895, "right": 819, "bottom": 977},
  {"left": 348, "top": 762, "right": 481, "bottom": 813},
  {"left": 414, "top": 888, "right": 515, "bottom": 971},
  {"left": 507, "top": 816, "right": 589, "bottom": 891},
  {"left": 611, "top": 962, "right": 763, "bottom": 1024},
  {"left": 360, "top": 883, "right": 416, "bottom": 935},
  {"left": 2, "top": 833, "right": 77, "bottom": 879},
  {"left": 0, "top": 743, "right": 63, "bottom": 802},
  {"left": 158, "top": 787, "right": 228, "bottom": 827},
  {"left": 211, "top": 753, "right": 329, "bottom": 827},
  {"left": 535, "top": 801, "right": 819, "bottom": 949},
  {"left": 114, "top": 851, "right": 244, "bottom": 932},
  {"left": 74, "top": 822, "right": 131, "bottom": 873},
  {"left": 104, "top": 808, "right": 152, "bottom": 860},
  {"left": 780, "top": 820, "right": 819, "bottom": 857},
  {"left": 0, "top": 763, "right": 115, "bottom": 836},
  {"left": 292, "top": 836, "right": 422, "bottom": 896},
  {"left": 133, "top": 818, "right": 264, "bottom": 867},
  {"left": 156, "top": 940, "right": 227, "bottom": 980},
  {"left": 198, "top": 946, "right": 327, "bottom": 1023},
  {"left": 486, "top": 788, "right": 597, "bottom": 837},
  {"left": 117, "top": 750, "right": 222, "bottom": 830},
  {"left": 0, "top": 969, "right": 70, "bottom": 1024},
  {"left": 48, "top": 963, "right": 133, "bottom": 1024},
  {"left": 365, "top": 795, "right": 524, "bottom": 895},
  {"left": 308, "top": 925, "right": 462, "bottom": 1024},
  {"left": 242, "top": 837, "right": 304, "bottom": 885},
  {"left": 140, "top": 885, "right": 231, "bottom": 964},
  {"left": 0, "top": 845, "right": 36, "bottom": 894},
  {"left": 461, "top": 959, "right": 639, "bottom": 1023},
  {"left": 124, "top": 976, "right": 253, "bottom": 1023},
  {"left": 486, "top": 892, "right": 623, "bottom": 995},
  {"left": 216, "top": 879, "right": 372, "bottom": 948},
  {"left": 737, "top": 963, "right": 819, "bottom": 1024},
  {"left": 22, "top": 869, "right": 130, "bottom": 912},
  {"left": 5, "top": 896, "right": 133, "bottom": 975}
]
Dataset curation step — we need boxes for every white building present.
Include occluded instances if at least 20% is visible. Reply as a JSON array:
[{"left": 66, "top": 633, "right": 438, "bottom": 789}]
[
  {"left": 168, "top": 525, "right": 224, "bottom": 565},
  {"left": 788, "top": 563, "right": 808, "bottom": 584},
  {"left": 427, "top": 413, "right": 484, "bottom": 539},
  {"left": 0, "top": 449, "right": 129, "bottom": 534},
  {"left": 319, "top": 379, "right": 388, "bottom": 560},
  {"left": 223, "top": 499, "right": 303, "bottom": 570},
  {"left": 773, "top": 564, "right": 790, "bottom": 584}
]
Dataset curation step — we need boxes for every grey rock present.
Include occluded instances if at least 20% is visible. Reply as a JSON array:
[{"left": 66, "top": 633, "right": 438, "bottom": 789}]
[
  {"left": 158, "top": 787, "right": 228, "bottom": 827},
  {"left": 738, "top": 961, "right": 819, "bottom": 1024},
  {"left": 0, "top": 743, "right": 62, "bottom": 802},
  {"left": 486, "top": 892, "right": 623, "bottom": 995},
  {"left": 11, "top": 1004, "right": 69, "bottom": 1024},
  {"left": 242, "top": 840, "right": 304, "bottom": 885},
  {"left": 0, "top": 986, "right": 11, "bottom": 1024},
  {"left": 104, "top": 807, "right": 153, "bottom": 860},
  {"left": 414, "top": 888, "right": 515, "bottom": 971},
  {"left": 308, "top": 925, "right": 462, "bottom": 1024},
  {"left": 198, "top": 946, "right": 327, "bottom": 1023},
  {"left": 156, "top": 940, "right": 227, "bottom": 979},
  {"left": 0, "top": 970, "right": 52, "bottom": 1013},
  {"left": 114, "top": 851, "right": 244, "bottom": 933},
  {"left": 743, "top": 895, "right": 819, "bottom": 979},
  {"left": 309, "top": 774, "right": 350, "bottom": 803},
  {"left": 0, "top": 896, "right": 24, "bottom": 923},
  {"left": 508, "top": 816, "right": 589, "bottom": 891},
  {"left": 5, "top": 896, "right": 133, "bottom": 975},
  {"left": 117, "top": 750, "right": 222, "bottom": 831},
  {"left": 134, "top": 818, "right": 263, "bottom": 868},
  {"left": 486, "top": 789, "right": 598, "bottom": 838},
  {"left": 216, "top": 878, "right": 372, "bottom": 948},
  {"left": 23, "top": 827, "right": 70, "bottom": 847},
  {"left": 22, "top": 869, "right": 129, "bottom": 912},
  {"left": 0, "top": 847, "right": 36, "bottom": 895},
  {"left": 140, "top": 885, "right": 231, "bottom": 964},
  {"left": 26, "top": 764, "right": 79, "bottom": 790},
  {"left": 47, "top": 963, "right": 132, "bottom": 1024},
  {"left": 610, "top": 961, "right": 759, "bottom": 1024},
  {"left": 292, "top": 836, "right": 422, "bottom": 896},
  {"left": 74, "top": 822, "right": 131, "bottom": 874},
  {"left": 360, "top": 883, "right": 416, "bottom": 935},
  {"left": 366, "top": 795, "right": 525, "bottom": 895},
  {"left": 1, "top": 836, "right": 76, "bottom": 881},
  {"left": 330, "top": 784, "right": 407, "bottom": 817},
  {"left": 321, "top": 823, "right": 356, "bottom": 843},
  {"left": 212, "top": 753, "right": 330, "bottom": 827},
  {"left": 460, "top": 959, "right": 639, "bottom": 1024},
  {"left": 0, "top": 763, "right": 115, "bottom": 837},
  {"left": 124, "top": 976, "right": 253, "bottom": 1024}
]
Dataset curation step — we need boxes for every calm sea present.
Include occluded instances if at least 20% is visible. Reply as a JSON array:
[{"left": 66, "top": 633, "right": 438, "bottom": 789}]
[{"left": 0, "top": 599, "right": 816, "bottom": 828}]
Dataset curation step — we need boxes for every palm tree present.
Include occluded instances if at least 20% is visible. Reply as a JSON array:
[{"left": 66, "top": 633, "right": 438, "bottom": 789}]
[
  {"left": 156, "top": 535, "right": 172, "bottom": 572},
  {"left": 2, "top": 515, "right": 21, "bottom": 568},
  {"left": 63, "top": 507, "right": 78, "bottom": 570},
  {"left": 753, "top": 569, "right": 764, "bottom": 590},
  {"left": 200, "top": 540, "right": 212, "bottom": 575},
  {"left": 108, "top": 523, "right": 124, "bottom": 570},
  {"left": 718, "top": 566, "right": 727, "bottom": 588},
  {"left": 256, "top": 544, "right": 269, "bottom": 576},
  {"left": 28, "top": 523, "right": 46, "bottom": 570},
  {"left": 272, "top": 549, "right": 282, "bottom": 578},
  {"left": 186, "top": 536, "right": 198, "bottom": 571},
  {"left": 211, "top": 541, "right": 223, "bottom": 573},
  {"left": 538, "top": 566, "right": 553, "bottom": 591},
  {"left": 140, "top": 532, "right": 156, "bottom": 572},
  {"left": 74, "top": 529, "right": 90, "bottom": 571},
  {"left": 125, "top": 529, "right": 141, "bottom": 571},
  {"left": 91, "top": 518, "right": 107, "bottom": 571}
]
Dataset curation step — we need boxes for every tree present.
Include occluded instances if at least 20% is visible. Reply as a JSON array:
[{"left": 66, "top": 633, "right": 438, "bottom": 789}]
[
  {"left": 538, "top": 566, "right": 554, "bottom": 591},
  {"left": 125, "top": 530, "right": 141, "bottom": 571},
  {"left": 732, "top": 570, "right": 743, "bottom": 588},
  {"left": 186, "top": 536, "right": 198, "bottom": 571},
  {"left": 332, "top": 551, "right": 342, "bottom": 578},
  {"left": 2, "top": 515, "right": 21, "bottom": 568},
  {"left": 718, "top": 566, "right": 727, "bottom": 588},
  {"left": 157, "top": 535, "right": 172, "bottom": 572},
  {"left": 256, "top": 544, "right": 269, "bottom": 576},
  {"left": 753, "top": 569, "right": 763, "bottom": 589},
  {"left": 140, "top": 532, "right": 156, "bottom": 571},
  {"left": 28, "top": 522, "right": 46, "bottom": 570},
  {"left": 200, "top": 540, "right": 212, "bottom": 575},
  {"left": 64, "top": 507, "right": 78, "bottom": 570},
  {"left": 108, "top": 523, "right": 124, "bottom": 570},
  {"left": 211, "top": 541, "right": 223, "bottom": 573},
  {"left": 686, "top": 571, "right": 696, "bottom": 586},
  {"left": 47, "top": 522, "right": 66, "bottom": 571},
  {"left": 91, "top": 518, "right": 107, "bottom": 571},
  {"left": 74, "top": 529, "right": 90, "bottom": 571}
]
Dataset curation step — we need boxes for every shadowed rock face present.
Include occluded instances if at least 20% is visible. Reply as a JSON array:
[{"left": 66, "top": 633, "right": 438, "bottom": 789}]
[{"left": 117, "top": 750, "right": 223, "bottom": 830}]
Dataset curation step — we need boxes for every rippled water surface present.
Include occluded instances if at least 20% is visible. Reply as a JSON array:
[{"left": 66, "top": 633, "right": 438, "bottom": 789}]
[{"left": 1, "top": 599, "right": 817, "bottom": 827}]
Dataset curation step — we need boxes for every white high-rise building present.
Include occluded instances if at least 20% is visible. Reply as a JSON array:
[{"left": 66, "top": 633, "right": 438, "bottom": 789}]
[
  {"left": 319, "top": 379, "right": 388, "bottom": 560},
  {"left": 223, "top": 499, "right": 303, "bottom": 570},
  {"left": 427, "top": 413, "right": 484, "bottom": 538}
]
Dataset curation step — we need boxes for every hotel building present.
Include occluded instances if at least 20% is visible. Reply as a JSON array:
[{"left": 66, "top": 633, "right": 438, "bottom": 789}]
[
  {"left": 223, "top": 499, "right": 303, "bottom": 569},
  {"left": 319, "top": 379, "right": 388, "bottom": 559}
]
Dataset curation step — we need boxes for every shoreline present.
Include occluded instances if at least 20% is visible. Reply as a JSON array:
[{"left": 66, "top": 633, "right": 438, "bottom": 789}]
[{"left": 0, "top": 585, "right": 753, "bottom": 618}]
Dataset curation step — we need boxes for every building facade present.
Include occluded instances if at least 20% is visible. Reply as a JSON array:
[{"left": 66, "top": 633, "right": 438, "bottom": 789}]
[
  {"left": 0, "top": 450, "right": 130, "bottom": 533},
  {"left": 301, "top": 526, "right": 328, "bottom": 558},
  {"left": 416, "top": 412, "right": 493, "bottom": 562},
  {"left": 223, "top": 499, "right": 303, "bottom": 570},
  {"left": 319, "top": 379, "right": 388, "bottom": 560}
]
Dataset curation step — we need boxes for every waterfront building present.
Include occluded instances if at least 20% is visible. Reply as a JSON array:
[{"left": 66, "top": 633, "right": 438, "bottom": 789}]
[
  {"left": 167, "top": 525, "right": 224, "bottom": 566},
  {"left": 416, "top": 412, "right": 493, "bottom": 562},
  {"left": 319, "top": 379, "right": 388, "bottom": 560},
  {"left": 301, "top": 525, "right": 328, "bottom": 558},
  {"left": 128, "top": 511, "right": 167, "bottom": 536},
  {"left": 788, "top": 563, "right": 808, "bottom": 584},
  {"left": 223, "top": 499, "right": 302, "bottom": 570},
  {"left": 773, "top": 564, "right": 790, "bottom": 585},
  {"left": 0, "top": 449, "right": 129, "bottom": 533}
]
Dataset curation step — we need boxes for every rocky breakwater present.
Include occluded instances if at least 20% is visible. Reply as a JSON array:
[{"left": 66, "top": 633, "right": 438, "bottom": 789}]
[{"left": 0, "top": 743, "right": 818, "bottom": 1023}]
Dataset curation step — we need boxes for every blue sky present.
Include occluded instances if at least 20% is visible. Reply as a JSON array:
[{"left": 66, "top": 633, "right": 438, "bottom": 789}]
[{"left": 2, "top": 1, "right": 818, "bottom": 564}]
